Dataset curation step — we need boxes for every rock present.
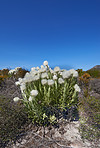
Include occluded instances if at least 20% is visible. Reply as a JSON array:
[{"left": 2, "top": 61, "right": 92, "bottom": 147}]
[{"left": 90, "top": 78, "right": 100, "bottom": 94}]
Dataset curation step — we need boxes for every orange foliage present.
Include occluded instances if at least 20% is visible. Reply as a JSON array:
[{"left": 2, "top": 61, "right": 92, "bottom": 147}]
[{"left": 79, "top": 73, "right": 91, "bottom": 84}]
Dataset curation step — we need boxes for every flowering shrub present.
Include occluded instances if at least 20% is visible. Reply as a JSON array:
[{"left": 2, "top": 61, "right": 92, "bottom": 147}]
[
  {"left": 79, "top": 73, "right": 91, "bottom": 84},
  {"left": 14, "top": 61, "right": 80, "bottom": 125}
]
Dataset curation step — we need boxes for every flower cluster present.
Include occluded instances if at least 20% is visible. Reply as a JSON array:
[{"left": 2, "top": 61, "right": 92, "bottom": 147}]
[{"left": 14, "top": 60, "right": 80, "bottom": 125}]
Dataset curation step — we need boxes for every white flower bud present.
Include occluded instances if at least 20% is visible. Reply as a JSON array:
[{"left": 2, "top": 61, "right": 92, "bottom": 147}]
[
  {"left": 69, "top": 69, "right": 78, "bottom": 77},
  {"left": 39, "top": 67, "right": 47, "bottom": 73},
  {"left": 18, "top": 78, "right": 23, "bottom": 83},
  {"left": 31, "top": 90, "right": 38, "bottom": 96},
  {"left": 41, "top": 79, "right": 47, "bottom": 85},
  {"left": 62, "top": 70, "right": 71, "bottom": 79},
  {"left": 73, "top": 71, "right": 78, "bottom": 77},
  {"left": 41, "top": 65, "right": 44, "bottom": 69},
  {"left": 15, "top": 81, "right": 20, "bottom": 86},
  {"left": 34, "top": 74, "right": 40, "bottom": 80},
  {"left": 53, "top": 75, "right": 57, "bottom": 80},
  {"left": 31, "top": 67, "right": 36, "bottom": 71},
  {"left": 58, "top": 78, "right": 64, "bottom": 84},
  {"left": 13, "top": 97, "right": 20, "bottom": 102},
  {"left": 74, "top": 84, "right": 81, "bottom": 92},
  {"left": 41, "top": 72, "right": 48, "bottom": 78},
  {"left": 54, "top": 66, "right": 60, "bottom": 72},
  {"left": 48, "top": 79, "right": 54, "bottom": 85},
  {"left": 25, "top": 72, "right": 30, "bottom": 78},
  {"left": 36, "top": 67, "right": 39, "bottom": 70},
  {"left": 43, "top": 61, "right": 48, "bottom": 66}
]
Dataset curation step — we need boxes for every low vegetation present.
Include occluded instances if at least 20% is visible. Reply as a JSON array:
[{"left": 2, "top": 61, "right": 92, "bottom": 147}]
[
  {"left": 86, "top": 69, "right": 100, "bottom": 78},
  {"left": 0, "top": 66, "right": 100, "bottom": 147},
  {"left": 78, "top": 72, "right": 100, "bottom": 142},
  {"left": 0, "top": 96, "right": 28, "bottom": 147}
]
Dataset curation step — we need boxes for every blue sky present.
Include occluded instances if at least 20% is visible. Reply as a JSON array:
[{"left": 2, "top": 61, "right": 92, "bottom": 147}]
[{"left": 0, "top": 0, "right": 100, "bottom": 71}]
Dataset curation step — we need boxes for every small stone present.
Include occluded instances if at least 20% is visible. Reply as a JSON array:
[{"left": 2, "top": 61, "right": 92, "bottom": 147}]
[
  {"left": 16, "top": 142, "right": 20, "bottom": 147},
  {"left": 21, "top": 139, "right": 27, "bottom": 145}
]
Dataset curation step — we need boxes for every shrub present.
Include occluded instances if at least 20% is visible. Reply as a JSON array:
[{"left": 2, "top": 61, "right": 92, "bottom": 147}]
[
  {"left": 79, "top": 73, "right": 91, "bottom": 84},
  {"left": 86, "top": 69, "right": 100, "bottom": 78},
  {"left": 8, "top": 67, "right": 29, "bottom": 79},
  {"left": 0, "top": 69, "right": 9, "bottom": 76},
  {"left": 0, "top": 69, "right": 9, "bottom": 83},
  {"left": 14, "top": 68, "right": 29, "bottom": 79},
  {"left": 14, "top": 61, "right": 80, "bottom": 126},
  {"left": 77, "top": 69, "right": 85, "bottom": 77}
]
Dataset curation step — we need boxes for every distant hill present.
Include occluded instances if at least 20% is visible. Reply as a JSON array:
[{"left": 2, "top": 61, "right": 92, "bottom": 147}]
[
  {"left": 86, "top": 65, "right": 100, "bottom": 78},
  {"left": 89, "top": 65, "right": 100, "bottom": 71}
]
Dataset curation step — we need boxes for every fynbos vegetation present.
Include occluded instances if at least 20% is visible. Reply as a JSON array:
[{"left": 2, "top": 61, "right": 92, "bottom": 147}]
[{"left": 14, "top": 61, "right": 80, "bottom": 126}]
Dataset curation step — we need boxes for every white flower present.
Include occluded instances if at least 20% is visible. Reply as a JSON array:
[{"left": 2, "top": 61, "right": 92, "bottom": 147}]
[
  {"left": 69, "top": 69, "right": 78, "bottom": 77},
  {"left": 31, "top": 90, "right": 38, "bottom": 96},
  {"left": 41, "top": 65, "right": 44, "bottom": 69},
  {"left": 54, "top": 66, "right": 60, "bottom": 72},
  {"left": 59, "top": 71, "right": 63, "bottom": 76},
  {"left": 41, "top": 79, "right": 47, "bottom": 85},
  {"left": 48, "top": 79, "right": 54, "bottom": 85},
  {"left": 18, "top": 78, "right": 23, "bottom": 83},
  {"left": 15, "top": 67, "right": 21, "bottom": 71},
  {"left": 31, "top": 67, "right": 36, "bottom": 71},
  {"left": 25, "top": 76, "right": 34, "bottom": 82},
  {"left": 30, "top": 70, "right": 38, "bottom": 75},
  {"left": 43, "top": 60, "right": 48, "bottom": 66},
  {"left": 29, "top": 96, "right": 32, "bottom": 101},
  {"left": 15, "top": 81, "right": 20, "bottom": 86},
  {"left": 41, "top": 72, "right": 48, "bottom": 78},
  {"left": 62, "top": 70, "right": 71, "bottom": 79},
  {"left": 58, "top": 78, "right": 64, "bottom": 84},
  {"left": 8, "top": 69, "right": 15, "bottom": 74},
  {"left": 53, "top": 75, "right": 57, "bottom": 80},
  {"left": 13, "top": 97, "right": 20, "bottom": 102},
  {"left": 36, "top": 67, "right": 39, "bottom": 70},
  {"left": 40, "top": 67, "right": 47, "bottom": 73},
  {"left": 34, "top": 74, "right": 40, "bottom": 80},
  {"left": 74, "top": 84, "right": 81, "bottom": 92},
  {"left": 25, "top": 72, "right": 30, "bottom": 78},
  {"left": 73, "top": 71, "right": 78, "bottom": 77},
  {"left": 20, "top": 83, "right": 26, "bottom": 93},
  {"left": 22, "top": 77, "right": 30, "bottom": 83}
]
